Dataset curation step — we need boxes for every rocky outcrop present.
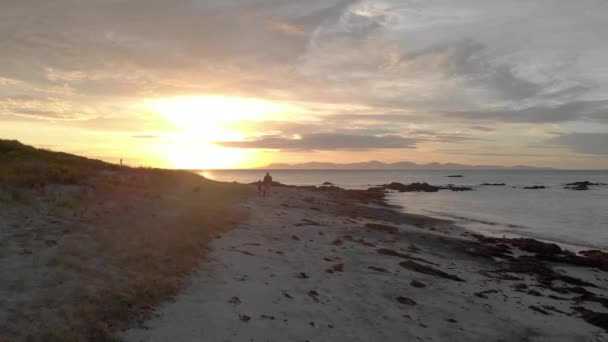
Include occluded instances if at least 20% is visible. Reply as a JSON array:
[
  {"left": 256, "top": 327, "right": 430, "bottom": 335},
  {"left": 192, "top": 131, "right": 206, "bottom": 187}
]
[
  {"left": 564, "top": 181, "right": 605, "bottom": 191},
  {"left": 382, "top": 182, "right": 441, "bottom": 192},
  {"left": 381, "top": 182, "right": 474, "bottom": 192},
  {"left": 523, "top": 185, "right": 546, "bottom": 190}
]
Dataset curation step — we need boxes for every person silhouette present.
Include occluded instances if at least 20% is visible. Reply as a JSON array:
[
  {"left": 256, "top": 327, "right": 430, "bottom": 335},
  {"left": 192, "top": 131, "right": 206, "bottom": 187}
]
[{"left": 263, "top": 172, "right": 273, "bottom": 197}]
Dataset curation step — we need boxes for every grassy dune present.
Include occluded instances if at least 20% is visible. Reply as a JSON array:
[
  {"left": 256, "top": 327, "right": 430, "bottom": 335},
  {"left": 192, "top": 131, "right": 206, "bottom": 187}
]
[{"left": 0, "top": 140, "right": 252, "bottom": 341}]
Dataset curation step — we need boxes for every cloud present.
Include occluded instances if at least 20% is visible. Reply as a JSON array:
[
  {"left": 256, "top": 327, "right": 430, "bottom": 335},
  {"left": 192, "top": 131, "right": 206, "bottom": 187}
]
[
  {"left": 543, "top": 133, "right": 608, "bottom": 155},
  {"left": 217, "top": 133, "right": 418, "bottom": 151},
  {"left": 469, "top": 126, "right": 495, "bottom": 132},
  {"left": 444, "top": 100, "right": 608, "bottom": 123}
]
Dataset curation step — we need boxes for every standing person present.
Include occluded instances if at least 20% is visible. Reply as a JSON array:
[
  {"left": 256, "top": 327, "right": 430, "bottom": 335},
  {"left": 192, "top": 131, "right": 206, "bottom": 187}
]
[{"left": 263, "top": 172, "right": 273, "bottom": 197}]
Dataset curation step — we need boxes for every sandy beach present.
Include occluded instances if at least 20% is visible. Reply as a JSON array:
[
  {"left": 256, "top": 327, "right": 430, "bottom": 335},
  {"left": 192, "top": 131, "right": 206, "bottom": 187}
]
[{"left": 124, "top": 185, "right": 608, "bottom": 342}]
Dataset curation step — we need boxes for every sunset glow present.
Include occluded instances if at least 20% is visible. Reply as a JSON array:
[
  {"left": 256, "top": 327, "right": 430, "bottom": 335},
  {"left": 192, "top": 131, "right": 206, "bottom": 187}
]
[{"left": 1, "top": 1, "right": 607, "bottom": 169}]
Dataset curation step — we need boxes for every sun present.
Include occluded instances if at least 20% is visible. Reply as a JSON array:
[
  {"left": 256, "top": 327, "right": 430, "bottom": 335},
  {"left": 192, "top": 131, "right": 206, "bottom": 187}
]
[{"left": 145, "top": 96, "right": 291, "bottom": 169}]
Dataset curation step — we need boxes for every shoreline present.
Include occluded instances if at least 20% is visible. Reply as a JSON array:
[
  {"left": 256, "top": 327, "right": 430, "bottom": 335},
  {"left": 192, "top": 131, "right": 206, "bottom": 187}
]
[{"left": 125, "top": 183, "right": 608, "bottom": 341}]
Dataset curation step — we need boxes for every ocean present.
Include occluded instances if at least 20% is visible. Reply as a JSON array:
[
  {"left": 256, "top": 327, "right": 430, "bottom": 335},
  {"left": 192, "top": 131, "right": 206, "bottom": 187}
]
[{"left": 200, "top": 170, "right": 608, "bottom": 250}]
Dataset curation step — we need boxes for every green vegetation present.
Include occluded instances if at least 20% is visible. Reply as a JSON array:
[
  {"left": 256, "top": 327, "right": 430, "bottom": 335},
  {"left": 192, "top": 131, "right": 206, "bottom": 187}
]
[
  {"left": 0, "top": 139, "right": 118, "bottom": 187},
  {"left": 0, "top": 139, "right": 253, "bottom": 341}
]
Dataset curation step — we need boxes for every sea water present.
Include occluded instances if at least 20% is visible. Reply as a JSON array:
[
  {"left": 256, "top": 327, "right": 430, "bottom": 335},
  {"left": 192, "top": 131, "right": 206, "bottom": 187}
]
[{"left": 200, "top": 170, "right": 608, "bottom": 250}]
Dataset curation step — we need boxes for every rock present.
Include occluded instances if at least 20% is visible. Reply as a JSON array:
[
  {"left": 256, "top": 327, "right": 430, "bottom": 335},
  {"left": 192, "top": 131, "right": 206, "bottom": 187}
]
[
  {"left": 399, "top": 260, "right": 464, "bottom": 282},
  {"left": 446, "top": 175, "right": 463, "bottom": 178},
  {"left": 228, "top": 296, "right": 241, "bottom": 305},
  {"left": 295, "top": 272, "right": 309, "bottom": 279},
  {"left": 523, "top": 185, "right": 546, "bottom": 190},
  {"left": 396, "top": 296, "right": 417, "bottom": 305},
  {"left": 382, "top": 182, "right": 440, "bottom": 192},
  {"left": 322, "top": 181, "right": 334, "bottom": 186},
  {"left": 481, "top": 183, "right": 506, "bottom": 186},
  {"left": 331, "top": 239, "right": 344, "bottom": 246},
  {"left": 444, "top": 185, "right": 474, "bottom": 191},
  {"left": 569, "top": 184, "right": 589, "bottom": 190},
  {"left": 307, "top": 290, "right": 320, "bottom": 302},
  {"left": 326, "top": 263, "right": 344, "bottom": 273},
  {"left": 239, "top": 314, "right": 251, "bottom": 322}
]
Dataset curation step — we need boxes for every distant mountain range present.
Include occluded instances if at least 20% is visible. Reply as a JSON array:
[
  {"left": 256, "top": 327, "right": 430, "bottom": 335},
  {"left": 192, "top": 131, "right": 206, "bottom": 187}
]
[{"left": 258, "top": 161, "right": 555, "bottom": 171}]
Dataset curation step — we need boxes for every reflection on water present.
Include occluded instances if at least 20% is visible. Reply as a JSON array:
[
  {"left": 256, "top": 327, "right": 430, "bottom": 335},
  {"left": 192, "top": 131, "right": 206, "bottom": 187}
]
[{"left": 199, "top": 169, "right": 608, "bottom": 249}]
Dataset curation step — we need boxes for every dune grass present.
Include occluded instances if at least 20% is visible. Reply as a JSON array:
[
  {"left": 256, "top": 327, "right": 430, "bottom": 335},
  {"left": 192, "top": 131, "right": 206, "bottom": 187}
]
[{"left": 0, "top": 139, "right": 253, "bottom": 341}]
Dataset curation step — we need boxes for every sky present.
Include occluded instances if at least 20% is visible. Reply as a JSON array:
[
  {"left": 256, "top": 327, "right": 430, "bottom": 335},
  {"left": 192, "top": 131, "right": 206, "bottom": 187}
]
[{"left": 1, "top": 0, "right": 607, "bottom": 169}]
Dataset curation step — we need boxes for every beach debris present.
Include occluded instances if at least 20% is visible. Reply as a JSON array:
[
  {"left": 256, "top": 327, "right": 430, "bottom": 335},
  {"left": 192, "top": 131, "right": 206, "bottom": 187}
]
[
  {"left": 365, "top": 223, "right": 399, "bottom": 234},
  {"left": 474, "top": 289, "right": 499, "bottom": 299},
  {"left": 260, "top": 314, "right": 276, "bottom": 320},
  {"left": 228, "top": 296, "right": 241, "bottom": 305},
  {"left": 326, "top": 263, "right": 344, "bottom": 273},
  {"left": 410, "top": 280, "right": 426, "bottom": 288},
  {"left": 368, "top": 266, "right": 390, "bottom": 273},
  {"left": 308, "top": 290, "right": 320, "bottom": 302},
  {"left": 295, "top": 272, "right": 309, "bottom": 279},
  {"left": 523, "top": 185, "right": 546, "bottom": 190},
  {"left": 399, "top": 260, "right": 465, "bottom": 282},
  {"left": 396, "top": 296, "right": 417, "bottom": 305},
  {"left": 239, "top": 314, "right": 251, "bottom": 322}
]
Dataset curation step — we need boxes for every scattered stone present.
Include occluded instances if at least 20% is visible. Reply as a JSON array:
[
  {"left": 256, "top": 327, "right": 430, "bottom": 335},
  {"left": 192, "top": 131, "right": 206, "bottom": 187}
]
[
  {"left": 482, "top": 183, "right": 506, "bottom": 186},
  {"left": 331, "top": 239, "right": 344, "bottom": 246},
  {"left": 396, "top": 296, "right": 417, "bottom": 305},
  {"left": 308, "top": 290, "right": 320, "bottom": 302},
  {"left": 295, "top": 272, "right": 309, "bottom": 279},
  {"left": 447, "top": 175, "right": 463, "bottom": 178},
  {"left": 283, "top": 292, "right": 293, "bottom": 299},
  {"left": 239, "top": 314, "right": 251, "bottom": 322},
  {"left": 446, "top": 318, "right": 458, "bottom": 323},
  {"left": 410, "top": 280, "right": 426, "bottom": 288},
  {"left": 291, "top": 235, "right": 300, "bottom": 241},
  {"left": 326, "top": 263, "right": 344, "bottom": 274},
  {"left": 260, "top": 315, "right": 275, "bottom": 320},
  {"left": 399, "top": 260, "right": 464, "bottom": 282},
  {"left": 228, "top": 296, "right": 241, "bottom": 305},
  {"left": 523, "top": 185, "right": 546, "bottom": 190}
]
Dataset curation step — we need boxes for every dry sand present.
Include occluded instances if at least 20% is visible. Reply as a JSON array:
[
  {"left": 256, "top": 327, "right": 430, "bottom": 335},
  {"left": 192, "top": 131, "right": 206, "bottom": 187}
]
[{"left": 124, "top": 186, "right": 608, "bottom": 342}]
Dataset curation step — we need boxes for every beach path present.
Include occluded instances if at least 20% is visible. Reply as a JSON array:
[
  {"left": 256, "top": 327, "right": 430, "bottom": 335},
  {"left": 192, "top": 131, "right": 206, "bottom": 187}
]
[{"left": 123, "top": 187, "right": 607, "bottom": 342}]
